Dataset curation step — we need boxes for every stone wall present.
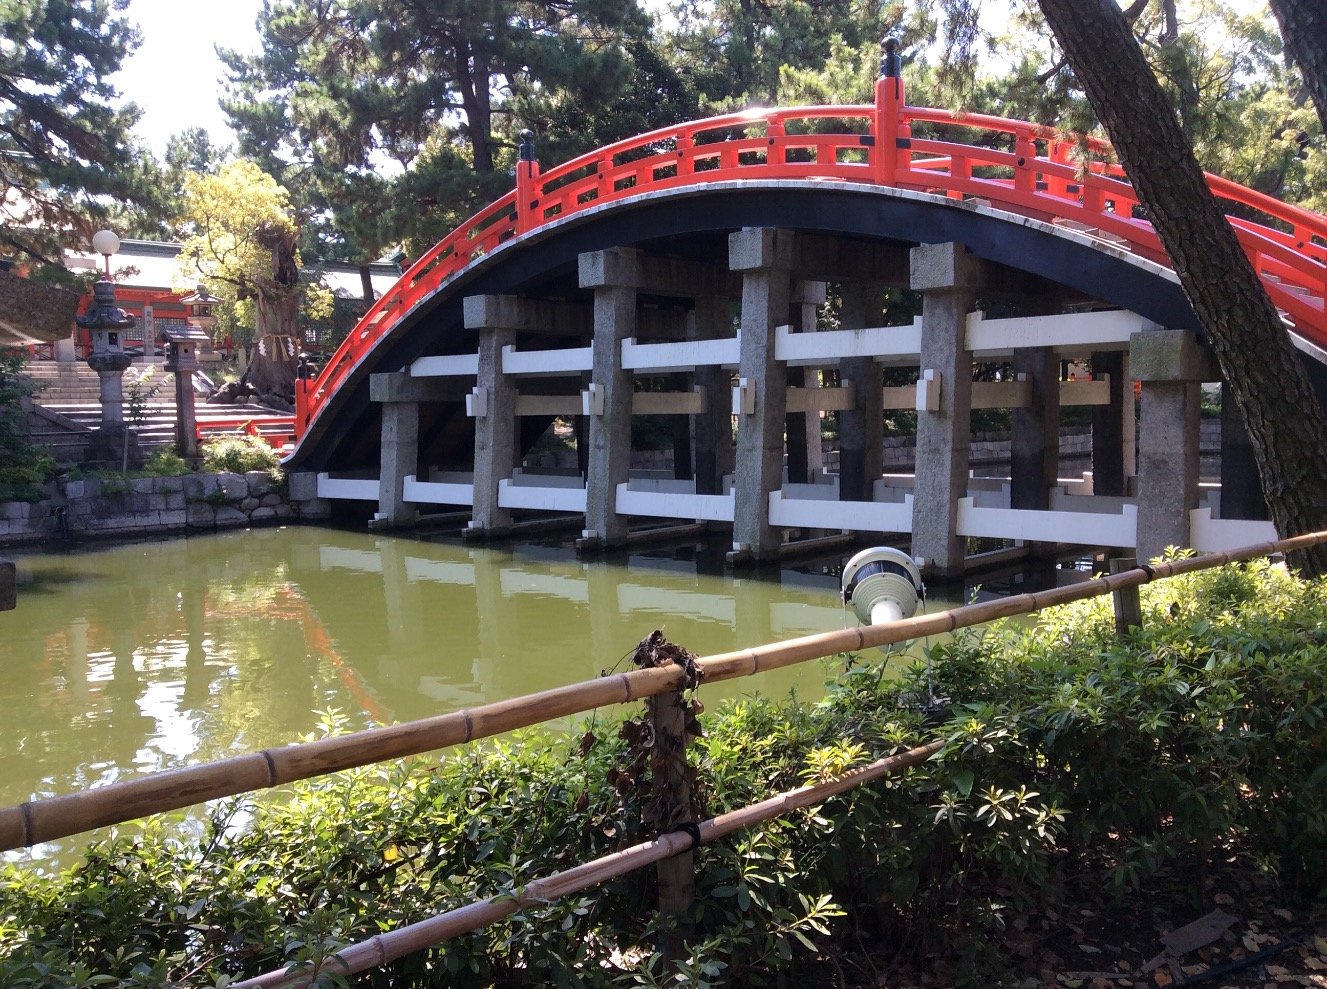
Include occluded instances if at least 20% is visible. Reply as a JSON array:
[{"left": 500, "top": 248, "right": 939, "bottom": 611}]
[{"left": 0, "top": 472, "right": 326, "bottom": 546}]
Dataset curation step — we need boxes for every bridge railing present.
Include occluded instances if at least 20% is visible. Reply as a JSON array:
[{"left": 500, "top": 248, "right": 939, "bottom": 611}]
[
  {"left": 291, "top": 68, "right": 1327, "bottom": 445},
  {"left": 5, "top": 533, "right": 1327, "bottom": 988}
]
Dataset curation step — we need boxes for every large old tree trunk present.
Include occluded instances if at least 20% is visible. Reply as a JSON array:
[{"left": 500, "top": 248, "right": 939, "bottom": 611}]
[
  {"left": 1037, "top": 0, "right": 1327, "bottom": 576},
  {"left": 1269, "top": 0, "right": 1327, "bottom": 133},
  {"left": 246, "top": 224, "right": 302, "bottom": 403}
]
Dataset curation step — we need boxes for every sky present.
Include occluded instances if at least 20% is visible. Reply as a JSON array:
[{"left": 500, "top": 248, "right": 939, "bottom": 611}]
[
  {"left": 111, "top": 0, "right": 267, "bottom": 156},
  {"left": 110, "top": 0, "right": 1272, "bottom": 158}
]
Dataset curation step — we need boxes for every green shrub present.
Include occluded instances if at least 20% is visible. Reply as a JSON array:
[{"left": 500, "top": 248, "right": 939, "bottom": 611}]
[
  {"left": 0, "top": 351, "right": 56, "bottom": 501},
  {"left": 2, "top": 563, "right": 1326, "bottom": 986},
  {"left": 200, "top": 435, "right": 283, "bottom": 480},
  {"left": 140, "top": 448, "right": 192, "bottom": 477}
]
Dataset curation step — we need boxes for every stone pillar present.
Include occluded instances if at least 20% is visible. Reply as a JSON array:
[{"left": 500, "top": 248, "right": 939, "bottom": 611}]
[
  {"left": 1010, "top": 347, "right": 1059, "bottom": 514},
  {"left": 581, "top": 247, "right": 639, "bottom": 547},
  {"left": 909, "top": 242, "right": 982, "bottom": 579},
  {"left": 731, "top": 228, "right": 795, "bottom": 558},
  {"left": 785, "top": 281, "right": 826, "bottom": 484},
  {"left": 837, "top": 282, "right": 886, "bottom": 503},
  {"left": 372, "top": 376, "right": 420, "bottom": 528},
  {"left": 465, "top": 295, "right": 522, "bottom": 534},
  {"left": 691, "top": 298, "right": 734, "bottom": 497},
  {"left": 1219, "top": 380, "right": 1268, "bottom": 520},
  {"left": 1130, "top": 328, "right": 1216, "bottom": 562},
  {"left": 1091, "top": 350, "right": 1134, "bottom": 497}
]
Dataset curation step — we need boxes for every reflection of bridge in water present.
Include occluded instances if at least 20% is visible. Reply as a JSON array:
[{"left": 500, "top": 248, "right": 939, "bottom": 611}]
[{"left": 270, "top": 54, "right": 1327, "bottom": 578}]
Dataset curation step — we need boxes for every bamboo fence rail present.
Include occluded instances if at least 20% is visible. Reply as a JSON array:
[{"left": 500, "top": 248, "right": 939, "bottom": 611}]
[
  {"left": 232, "top": 739, "right": 948, "bottom": 989},
  {"left": 2, "top": 531, "right": 1324, "bottom": 853}
]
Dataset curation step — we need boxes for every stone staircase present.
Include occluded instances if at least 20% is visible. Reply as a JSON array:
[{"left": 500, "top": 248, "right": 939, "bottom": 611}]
[{"left": 20, "top": 361, "right": 291, "bottom": 462}]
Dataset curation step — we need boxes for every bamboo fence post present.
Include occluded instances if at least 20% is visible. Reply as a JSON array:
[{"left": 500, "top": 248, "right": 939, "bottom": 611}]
[
  {"left": 1110, "top": 556, "right": 1143, "bottom": 635},
  {"left": 636, "top": 632, "right": 700, "bottom": 973}
]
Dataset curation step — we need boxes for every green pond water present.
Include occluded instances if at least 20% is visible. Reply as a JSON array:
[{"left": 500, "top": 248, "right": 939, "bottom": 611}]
[{"left": 0, "top": 525, "right": 1085, "bottom": 865}]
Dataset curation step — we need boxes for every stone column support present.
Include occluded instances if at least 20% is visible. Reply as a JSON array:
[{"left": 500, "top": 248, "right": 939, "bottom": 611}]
[
  {"left": 909, "top": 242, "right": 982, "bottom": 579},
  {"left": 785, "top": 280, "right": 826, "bottom": 484},
  {"left": 731, "top": 227, "right": 796, "bottom": 558},
  {"left": 376, "top": 396, "right": 419, "bottom": 527},
  {"left": 690, "top": 297, "right": 735, "bottom": 496},
  {"left": 1219, "top": 380, "right": 1268, "bottom": 520},
  {"left": 1010, "top": 347, "right": 1059, "bottom": 516},
  {"left": 837, "top": 282, "right": 886, "bottom": 504},
  {"left": 580, "top": 247, "right": 640, "bottom": 547},
  {"left": 1130, "top": 328, "right": 1217, "bottom": 562},
  {"left": 1090, "top": 350, "right": 1134, "bottom": 497},
  {"left": 464, "top": 295, "right": 524, "bottom": 534}
]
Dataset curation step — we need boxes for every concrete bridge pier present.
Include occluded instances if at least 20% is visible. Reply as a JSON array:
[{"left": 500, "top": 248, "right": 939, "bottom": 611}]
[
  {"left": 1090, "top": 350, "right": 1135, "bottom": 497},
  {"left": 785, "top": 280, "right": 827, "bottom": 485},
  {"left": 731, "top": 227, "right": 796, "bottom": 560},
  {"left": 581, "top": 248, "right": 640, "bottom": 549},
  {"left": 837, "top": 282, "right": 887, "bottom": 503},
  {"left": 1131, "top": 327, "right": 1217, "bottom": 563},
  {"left": 910, "top": 242, "right": 982, "bottom": 580},
  {"left": 1011, "top": 343, "right": 1060, "bottom": 555},
  {"left": 690, "top": 296, "right": 736, "bottom": 497},
  {"left": 466, "top": 295, "right": 524, "bottom": 536}
]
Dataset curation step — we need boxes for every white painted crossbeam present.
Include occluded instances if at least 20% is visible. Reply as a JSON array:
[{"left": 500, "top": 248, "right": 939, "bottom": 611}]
[
  {"left": 614, "top": 482, "right": 735, "bottom": 522},
  {"left": 774, "top": 319, "right": 923, "bottom": 365},
  {"left": 410, "top": 352, "right": 479, "bottom": 377},
  {"left": 403, "top": 475, "right": 475, "bottom": 506},
  {"left": 498, "top": 477, "right": 587, "bottom": 513},
  {"left": 621, "top": 336, "right": 738, "bottom": 373},
  {"left": 1188, "top": 508, "right": 1278, "bottom": 553},
  {"left": 956, "top": 498, "right": 1138, "bottom": 547},
  {"left": 316, "top": 473, "right": 379, "bottom": 501},
  {"left": 966, "top": 309, "right": 1145, "bottom": 355},
  {"left": 501, "top": 344, "right": 592, "bottom": 376},
  {"left": 768, "top": 490, "right": 914, "bottom": 533}
]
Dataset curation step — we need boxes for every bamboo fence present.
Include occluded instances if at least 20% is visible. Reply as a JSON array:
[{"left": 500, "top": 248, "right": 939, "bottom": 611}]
[
  {"left": 1, "top": 531, "right": 1323, "bottom": 853},
  {"left": 231, "top": 739, "right": 949, "bottom": 989}
]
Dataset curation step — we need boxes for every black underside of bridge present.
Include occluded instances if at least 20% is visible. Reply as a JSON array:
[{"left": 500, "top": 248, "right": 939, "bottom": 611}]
[{"left": 291, "top": 183, "right": 1211, "bottom": 476}]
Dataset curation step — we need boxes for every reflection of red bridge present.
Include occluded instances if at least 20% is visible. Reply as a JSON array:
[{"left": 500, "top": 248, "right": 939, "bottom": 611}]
[{"left": 274, "top": 58, "right": 1327, "bottom": 577}]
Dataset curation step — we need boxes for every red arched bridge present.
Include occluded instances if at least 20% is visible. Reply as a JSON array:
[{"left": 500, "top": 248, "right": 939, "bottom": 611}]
[{"left": 245, "top": 56, "right": 1327, "bottom": 576}]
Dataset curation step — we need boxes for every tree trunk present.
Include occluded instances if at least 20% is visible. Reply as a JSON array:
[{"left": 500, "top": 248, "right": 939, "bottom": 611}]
[
  {"left": 1038, "top": 0, "right": 1327, "bottom": 575},
  {"left": 1269, "top": 0, "right": 1327, "bottom": 133},
  {"left": 359, "top": 263, "right": 374, "bottom": 304},
  {"left": 246, "top": 224, "right": 302, "bottom": 403}
]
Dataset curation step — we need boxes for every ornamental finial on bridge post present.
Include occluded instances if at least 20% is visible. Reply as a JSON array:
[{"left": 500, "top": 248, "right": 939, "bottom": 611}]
[
  {"left": 880, "top": 36, "right": 902, "bottom": 79},
  {"left": 518, "top": 129, "right": 537, "bottom": 163}
]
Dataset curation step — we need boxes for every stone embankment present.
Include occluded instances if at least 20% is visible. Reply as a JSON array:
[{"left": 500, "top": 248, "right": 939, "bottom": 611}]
[{"left": 0, "top": 472, "right": 329, "bottom": 546}]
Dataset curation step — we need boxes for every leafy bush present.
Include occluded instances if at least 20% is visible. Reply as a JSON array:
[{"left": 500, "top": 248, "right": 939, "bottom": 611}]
[
  {"left": 200, "top": 435, "right": 283, "bottom": 480},
  {"left": 140, "top": 448, "right": 192, "bottom": 477},
  {"left": 2, "top": 562, "right": 1326, "bottom": 986},
  {"left": 0, "top": 351, "right": 56, "bottom": 501}
]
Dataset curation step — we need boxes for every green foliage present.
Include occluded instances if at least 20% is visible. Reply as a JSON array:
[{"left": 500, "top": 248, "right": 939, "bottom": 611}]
[
  {"left": 0, "top": 351, "right": 55, "bottom": 501},
  {"left": 2, "top": 563, "right": 1327, "bottom": 986},
  {"left": 0, "top": 0, "right": 156, "bottom": 277},
  {"left": 140, "top": 449, "right": 191, "bottom": 478},
  {"left": 200, "top": 436, "right": 283, "bottom": 480}
]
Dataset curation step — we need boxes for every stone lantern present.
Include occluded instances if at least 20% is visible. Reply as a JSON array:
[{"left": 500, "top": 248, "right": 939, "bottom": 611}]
[
  {"left": 161, "top": 317, "right": 211, "bottom": 462},
  {"left": 75, "top": 230, "right": 140, "bottom": 466},
  {"left": 180, "top": 284, "right": 220, "bottom": 361}
]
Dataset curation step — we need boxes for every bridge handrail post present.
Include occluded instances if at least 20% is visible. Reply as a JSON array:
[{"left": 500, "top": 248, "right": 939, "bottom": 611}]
[
  {"left": 515, "top": 129, "right": 541, "bottom": 235},
  {"left": 873, "top": 36, "right": 905, "bottom": 186}
]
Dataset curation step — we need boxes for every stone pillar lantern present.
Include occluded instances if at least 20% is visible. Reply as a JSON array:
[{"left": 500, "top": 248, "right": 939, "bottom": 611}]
[
  {"left": 75, "top": 230, "right": 140, "bottom": 466},
  {"left": 162, "top": 322, "right": 210, "bottom": 461}
]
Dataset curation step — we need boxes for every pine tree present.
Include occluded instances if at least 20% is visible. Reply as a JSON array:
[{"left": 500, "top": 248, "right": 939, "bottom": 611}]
[{"left": 0, "top": 0, "right": 150, "bottom": 279}]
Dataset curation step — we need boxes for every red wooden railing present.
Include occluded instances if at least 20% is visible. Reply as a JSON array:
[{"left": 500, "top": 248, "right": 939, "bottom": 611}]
[{"left": 287, "top": 70, "right": 1327, "bottom": 447}]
